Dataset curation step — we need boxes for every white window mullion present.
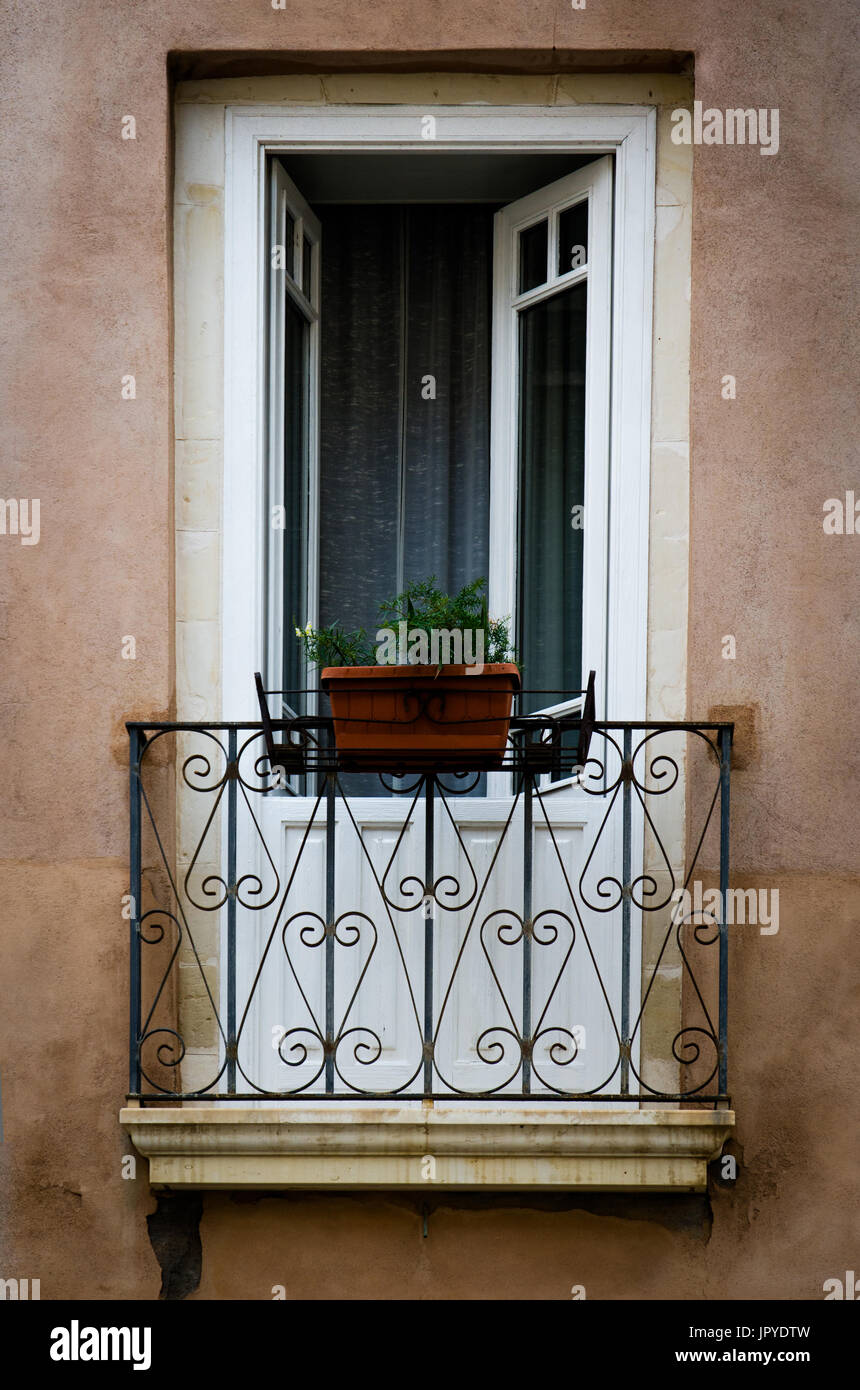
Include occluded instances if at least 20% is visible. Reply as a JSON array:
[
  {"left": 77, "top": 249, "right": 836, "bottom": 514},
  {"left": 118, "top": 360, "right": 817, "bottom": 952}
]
[
  {"left": 266, "top": 160, "right": 287, "bottom": 709},
  {"left": 579, "top": 158, "right": 612, "bottom": 727}
]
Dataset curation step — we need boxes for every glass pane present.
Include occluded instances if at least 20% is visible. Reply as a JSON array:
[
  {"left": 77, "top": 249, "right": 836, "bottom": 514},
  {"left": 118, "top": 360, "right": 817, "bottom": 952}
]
[
  {"left": 557, "top": 200, "right": 589, "bottom": 276},
  {"left": 318, "top": 209, "right": 404, "bottom": 794},
  {"left": 320, "top": 204, "right": 492, "bottom": 634},
  {"left": 319, "top": 205, "right": 493, "bottom": 796},
  {"left": 302, "top": 234, "right": 313, "bottom": 299},
  {"left": 402, "top": 205, "right": 492, "bottom": 597},
  {"left": 281, "top": 296, "right": 308, "bottom": 710},
  {"left": 319, "top": 207, "right": 402, "bottom": 640},
  {"left": 517, "top": 280, "right": 587, "bottom": 713},
  {"left": 283, "top": 209, "right": 295, "bottom": 278},
  {"left": 518, "top": 219, "right": 548, "bottom": 294}
]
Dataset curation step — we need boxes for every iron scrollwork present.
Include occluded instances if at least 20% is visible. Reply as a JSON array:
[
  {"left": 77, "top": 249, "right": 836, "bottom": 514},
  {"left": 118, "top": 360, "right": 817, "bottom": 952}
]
[{"left": 128, "top": 708, "right": 732, "bottom": 1106}]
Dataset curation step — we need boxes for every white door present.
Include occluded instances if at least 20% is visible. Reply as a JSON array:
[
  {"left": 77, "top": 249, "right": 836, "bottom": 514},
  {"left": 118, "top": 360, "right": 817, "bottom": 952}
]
[{"left": 232, "top": 156, "right": 641, "bottom": 1099}]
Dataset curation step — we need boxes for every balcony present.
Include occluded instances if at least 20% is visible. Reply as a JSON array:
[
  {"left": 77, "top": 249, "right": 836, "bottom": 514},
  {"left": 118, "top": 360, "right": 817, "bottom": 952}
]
[{"left": 121, "top": 698, "right": 735, "bottom": 1190}]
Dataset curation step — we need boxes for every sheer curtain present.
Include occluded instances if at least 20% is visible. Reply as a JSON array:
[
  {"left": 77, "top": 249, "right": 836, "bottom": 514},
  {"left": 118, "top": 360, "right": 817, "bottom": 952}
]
[{"left": 319, "top": 206, "right": 493, "bottom": 638}]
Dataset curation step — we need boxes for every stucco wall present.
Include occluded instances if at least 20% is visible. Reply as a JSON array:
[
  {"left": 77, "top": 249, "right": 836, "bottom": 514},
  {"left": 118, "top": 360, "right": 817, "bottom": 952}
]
[{"left": 0, "top": 0, "right": 858, "bottom": 1300}]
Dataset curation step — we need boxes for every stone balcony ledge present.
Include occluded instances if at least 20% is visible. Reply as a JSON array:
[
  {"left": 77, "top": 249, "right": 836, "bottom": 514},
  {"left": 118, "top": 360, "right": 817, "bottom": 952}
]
[{"left": 121, "top": 1103, "right": 734, "bottom": 1192}]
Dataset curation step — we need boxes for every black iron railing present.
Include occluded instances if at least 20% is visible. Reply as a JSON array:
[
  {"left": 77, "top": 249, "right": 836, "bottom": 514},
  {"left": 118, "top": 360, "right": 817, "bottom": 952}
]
[{"left": 127, "top": 700, "right": 732, "bottom": 1106}]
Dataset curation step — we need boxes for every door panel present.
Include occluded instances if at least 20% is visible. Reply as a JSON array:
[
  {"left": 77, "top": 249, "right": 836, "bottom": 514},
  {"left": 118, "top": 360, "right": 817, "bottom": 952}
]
[{"left": 232, "top": 778, "right": 639, "bottom": 1099}]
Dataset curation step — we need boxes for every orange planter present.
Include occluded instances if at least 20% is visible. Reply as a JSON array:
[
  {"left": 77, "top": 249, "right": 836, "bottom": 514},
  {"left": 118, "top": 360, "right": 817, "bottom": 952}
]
[{"left": 321, "top": 663, "right": 521, "bottom": 771}]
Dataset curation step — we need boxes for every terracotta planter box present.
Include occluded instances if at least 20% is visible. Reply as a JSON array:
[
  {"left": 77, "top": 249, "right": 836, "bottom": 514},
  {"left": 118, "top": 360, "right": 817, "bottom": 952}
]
[{"left": 321, "top": 663, "right": 521, "bottom": 771}]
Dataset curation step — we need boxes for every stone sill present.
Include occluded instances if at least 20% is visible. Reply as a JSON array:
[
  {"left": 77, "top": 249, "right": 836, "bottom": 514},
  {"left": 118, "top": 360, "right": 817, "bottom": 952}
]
[{"left": 121, "top": 1104, "right": 734, "bottom": 1192}]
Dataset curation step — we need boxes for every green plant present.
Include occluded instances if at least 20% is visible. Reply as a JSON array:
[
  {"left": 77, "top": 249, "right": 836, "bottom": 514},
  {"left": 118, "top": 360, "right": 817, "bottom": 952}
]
[
  {"left": 295, "top": 576, "right": 519, "bottom": 670},
  {"left": 293, "top": 619, "right": 376, "bottom": 668}
]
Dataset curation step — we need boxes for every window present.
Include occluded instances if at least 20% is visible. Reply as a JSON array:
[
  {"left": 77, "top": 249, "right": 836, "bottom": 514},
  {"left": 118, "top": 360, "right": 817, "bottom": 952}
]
[
  {"left": 264, "top": 153, "right": 612, "bottom": 733},
  {"left": 224, "top": 107, "right": 653, "bottom": 730},
  {"left": 492, "top": 161, "right": 612, "bottom": 724},
  {"left": 219, "top": 107, "right": 654, "bottom": 1098}
]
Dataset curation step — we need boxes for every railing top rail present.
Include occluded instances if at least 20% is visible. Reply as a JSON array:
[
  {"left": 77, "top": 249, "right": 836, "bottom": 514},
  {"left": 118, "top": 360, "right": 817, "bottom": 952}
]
[{"left": 126, "top": 718, "right": 735, "bottom": 732}]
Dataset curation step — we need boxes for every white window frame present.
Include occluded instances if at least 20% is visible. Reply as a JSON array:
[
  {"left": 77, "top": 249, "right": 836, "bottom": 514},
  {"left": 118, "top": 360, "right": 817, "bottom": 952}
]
[
  {"left": 265, "top": 159, "right": 320, "bottom": 724},
  {"left": 491, "top": 157, "right": 612, "bottom": 794},
  {"left": 223, "top": 105, "right": 655, "bottom": 727}
]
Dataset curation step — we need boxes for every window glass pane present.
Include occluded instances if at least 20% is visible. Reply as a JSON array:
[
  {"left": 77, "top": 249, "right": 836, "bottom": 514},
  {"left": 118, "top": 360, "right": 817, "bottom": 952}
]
[
  {"left": 283, "top": 209, "right": 295, "bottom": 278},
  {"left": 402, "top": 205, "right": 492, "bottom": 596},
  {"left": 319, "top": 207, "right": 402, "bottom": 639},
  {"left": 302, "top": 234, "right": 313, "bottom": 299},
  {"left": 517, "top": 280, "right": 587, "bottom": 713},
  {"left": 518, "top": 219, "right": 548, "bottom": 294},
  {"left": 319, "top": 205, "right": 492, "bottom": 634},
  {"left": 557, "top": 200, "right": 589, "bottom": 276},
  {"left": 318, "top": 205, "right": 493, "bottom": 795},
  {"left": 281, "top": 296, "right": 308, "bottom": 709}
]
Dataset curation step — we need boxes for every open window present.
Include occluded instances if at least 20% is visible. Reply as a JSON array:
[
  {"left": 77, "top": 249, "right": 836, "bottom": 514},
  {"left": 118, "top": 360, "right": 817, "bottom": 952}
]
[
  {"left": 264, "top": 153, "right": 613, "bottom": 748},
  {"left": 251, "top": 150, "right": 626, "bottom": 1098}
]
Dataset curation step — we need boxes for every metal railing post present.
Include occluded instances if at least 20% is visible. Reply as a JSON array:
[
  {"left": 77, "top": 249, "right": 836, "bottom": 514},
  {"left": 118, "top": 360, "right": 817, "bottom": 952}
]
[
  {"left": 325, "top": 753, "right": 336, "bottom": 1093},
  {"left": 522, "top": 771, "right": 533, "bottom": 1093},
  {"left": 128, "top": 726, "right": 142, "bottom": 1095},
  {"left": 226, "top": 726, "right": 237, "bottom": 1094},
  {"left": 719, "top": 725, "right": 732, "bottom": 1097},
  {"left": 620, "top": 726, "right": 632, "bottom": 1095},
  {"left": 423, "top": 775, "right": 435, "bottom": 1097}
]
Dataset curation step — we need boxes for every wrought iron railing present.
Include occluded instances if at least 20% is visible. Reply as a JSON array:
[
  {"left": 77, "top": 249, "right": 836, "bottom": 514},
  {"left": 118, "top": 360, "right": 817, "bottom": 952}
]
[{"left": 127, "top": 702, "right": 732, "bottom": 1106}]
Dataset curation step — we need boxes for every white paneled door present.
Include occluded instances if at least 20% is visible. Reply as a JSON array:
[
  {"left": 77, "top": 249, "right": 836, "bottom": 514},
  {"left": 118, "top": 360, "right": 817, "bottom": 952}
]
[{"left": 220, "top": 115, "right": 655, "bottom": 1099}]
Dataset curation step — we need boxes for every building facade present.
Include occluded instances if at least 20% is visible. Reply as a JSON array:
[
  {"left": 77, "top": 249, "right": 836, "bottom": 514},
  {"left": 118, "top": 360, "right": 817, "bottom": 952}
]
[{"left": 0, "top": 0, "right": 858, "bottom": 1300}]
